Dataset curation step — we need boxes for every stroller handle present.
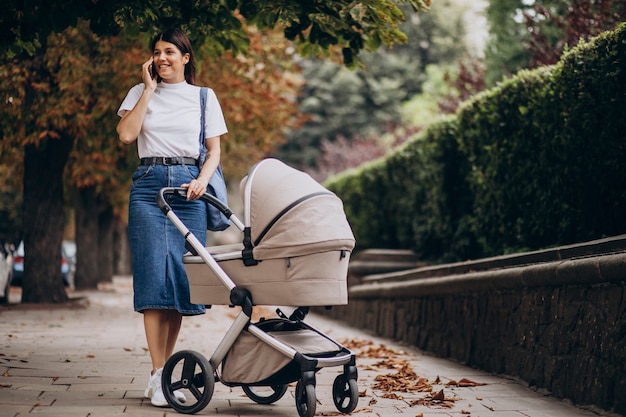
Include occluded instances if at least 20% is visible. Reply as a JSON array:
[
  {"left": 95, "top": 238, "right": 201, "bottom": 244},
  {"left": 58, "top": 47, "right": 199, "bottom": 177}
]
[{"left": 157, "top": 187, "right": 233, "bottom": 219}]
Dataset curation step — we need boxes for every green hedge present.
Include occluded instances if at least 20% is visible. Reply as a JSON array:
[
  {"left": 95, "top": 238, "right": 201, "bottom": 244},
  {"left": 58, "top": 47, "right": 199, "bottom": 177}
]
[{"left": 327, "top": 22, "right": 626, "bottom": 261}]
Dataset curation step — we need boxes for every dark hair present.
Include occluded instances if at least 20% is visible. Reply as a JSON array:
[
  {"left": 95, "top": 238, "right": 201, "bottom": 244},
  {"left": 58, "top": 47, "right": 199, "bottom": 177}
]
[{"left": 150, "top": 29, "right": 196, "bottom": 85}]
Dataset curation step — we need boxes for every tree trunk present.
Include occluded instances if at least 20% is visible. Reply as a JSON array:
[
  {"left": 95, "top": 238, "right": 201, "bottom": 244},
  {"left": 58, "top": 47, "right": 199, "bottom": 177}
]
[
  {"left": 113, "top": 216, "right": 132, "bottom": 275},
  {"left": 21, "top": 139, "right": 72, "bottom": 303},
  {"left": 73, "top": 186, "right": 100, "bottom": 289},
  {"left": 97, "top": 203, "right": 114, "bottom": 284}
]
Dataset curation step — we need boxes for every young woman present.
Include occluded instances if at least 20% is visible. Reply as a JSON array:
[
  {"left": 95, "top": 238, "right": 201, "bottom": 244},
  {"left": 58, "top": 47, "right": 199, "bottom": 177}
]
[{"left": 116, "top": 29, "right": 227, "bottom": 407}]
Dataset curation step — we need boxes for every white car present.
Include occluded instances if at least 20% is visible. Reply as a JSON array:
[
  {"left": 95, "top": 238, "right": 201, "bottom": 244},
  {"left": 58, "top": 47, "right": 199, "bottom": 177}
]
[
  {"left": 0, "top": 242, "right": 14, "bottom": 304},
  {"left": 12, "top": 240, "right": 75, "bottom": 288}
]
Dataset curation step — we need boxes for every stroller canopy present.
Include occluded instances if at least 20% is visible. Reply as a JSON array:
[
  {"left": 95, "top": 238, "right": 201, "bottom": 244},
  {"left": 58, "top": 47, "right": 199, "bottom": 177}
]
[{"left": 241, "top": 159, "right": 355, "bottom": 260}]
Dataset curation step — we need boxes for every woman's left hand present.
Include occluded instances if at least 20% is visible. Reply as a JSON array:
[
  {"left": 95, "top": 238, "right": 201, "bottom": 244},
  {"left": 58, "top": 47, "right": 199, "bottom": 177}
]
[{"left": 181, "top": 179, "right": 207, "bottom": 200}]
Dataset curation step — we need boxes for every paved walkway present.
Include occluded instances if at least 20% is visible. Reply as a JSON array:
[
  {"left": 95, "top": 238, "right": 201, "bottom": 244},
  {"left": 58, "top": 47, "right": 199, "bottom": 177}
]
[{"left": 0, "top": 277, "right": 609, "bottom": 417}]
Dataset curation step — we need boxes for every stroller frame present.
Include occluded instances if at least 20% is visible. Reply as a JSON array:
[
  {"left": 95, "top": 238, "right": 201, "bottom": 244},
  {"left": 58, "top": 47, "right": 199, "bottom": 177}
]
[{"left": 156, "top": 175, "right": 358, "bottom": 416}]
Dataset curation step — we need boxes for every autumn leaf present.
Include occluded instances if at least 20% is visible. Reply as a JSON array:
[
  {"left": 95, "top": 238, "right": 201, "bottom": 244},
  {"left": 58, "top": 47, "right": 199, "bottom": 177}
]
[
  {"left": 409, "top": 389, "right": 459, "bottom": 408},
  {"left": 446, "top": 378, "right": 487, "bottom": 387},
  {"left": 432, "top": 389, "right": 445, "bottom": 400}
]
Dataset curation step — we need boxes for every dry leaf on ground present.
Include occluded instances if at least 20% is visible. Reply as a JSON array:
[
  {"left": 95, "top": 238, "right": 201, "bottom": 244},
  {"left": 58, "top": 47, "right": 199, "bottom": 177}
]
[
  {"left": 409, "top": 389, "right": 459, "bottom": 408},
  {"left": 446, "top": 378, "right": 487, "bottom": 387}
]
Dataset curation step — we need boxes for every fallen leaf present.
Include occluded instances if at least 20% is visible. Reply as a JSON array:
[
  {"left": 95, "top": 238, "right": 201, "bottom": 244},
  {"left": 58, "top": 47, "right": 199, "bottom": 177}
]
[
  {"left": 369, "top": 398, "right": 377, "bottom": 405},
  {"left": 372, "top": 358, "right": 433, "bottom": 394},
  {"left": 432, "top": 389, "right": 445, "bottom": 400},
  {"left": 446, "top": 378, "right": 487, "bottom": 387},
  {"left": 409, "top": 388, "right": 459, "bottom": 408}
]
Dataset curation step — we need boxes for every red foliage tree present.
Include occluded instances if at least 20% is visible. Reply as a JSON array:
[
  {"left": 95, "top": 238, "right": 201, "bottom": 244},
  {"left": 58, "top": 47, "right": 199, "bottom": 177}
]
[{"left": 524, "top": 0, "right": 626, "bottom": 67}]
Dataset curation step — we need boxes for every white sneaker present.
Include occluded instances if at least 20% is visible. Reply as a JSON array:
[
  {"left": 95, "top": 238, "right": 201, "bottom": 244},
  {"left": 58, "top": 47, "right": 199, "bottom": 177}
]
[
  {"left": 145, "top": 368, "right": 168, "bottom": 407},
  {"left": 144, "top": 369, "right": 186, "bottom": 406},
  {"left": 174, "top": 390, "right": 186, "bottom": 403}
]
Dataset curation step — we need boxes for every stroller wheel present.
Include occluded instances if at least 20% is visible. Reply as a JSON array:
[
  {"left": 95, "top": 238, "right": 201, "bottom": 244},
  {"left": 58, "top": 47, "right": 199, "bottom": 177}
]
[
  {"left": 295, "top": 380, "right": 316, "bottom": 417},
  {"left": 162, "top": 350, "right": 215, "bottom": 414},
  {"left": 332, "top": 374, "right": 359, "bottom": 413},
  {"left": 242, "top": 384, "right": 289, "bottom": 404}
]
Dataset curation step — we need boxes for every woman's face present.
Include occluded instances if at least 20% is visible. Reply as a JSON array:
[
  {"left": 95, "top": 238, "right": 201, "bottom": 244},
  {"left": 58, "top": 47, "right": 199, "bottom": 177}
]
[{"left": 153, "top": 40, "right": 189, "bottom": 83}]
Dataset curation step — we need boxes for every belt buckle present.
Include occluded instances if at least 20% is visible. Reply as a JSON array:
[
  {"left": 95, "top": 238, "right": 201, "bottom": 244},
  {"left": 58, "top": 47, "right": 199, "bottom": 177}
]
[{"left": 162, "top": 157, "right": 172, "bottom": 166}]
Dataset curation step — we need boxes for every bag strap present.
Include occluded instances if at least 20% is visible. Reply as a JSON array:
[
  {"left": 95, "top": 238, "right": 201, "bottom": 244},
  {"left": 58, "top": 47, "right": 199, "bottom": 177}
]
[{"left": 199, "top": 87, "right": 208, "bottom": 167}]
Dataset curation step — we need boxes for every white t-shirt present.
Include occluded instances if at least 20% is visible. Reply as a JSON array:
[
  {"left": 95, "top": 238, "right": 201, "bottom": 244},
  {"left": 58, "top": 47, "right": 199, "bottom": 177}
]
[{"left": 117, "top": 81, "right": 228, "bottom": 159}]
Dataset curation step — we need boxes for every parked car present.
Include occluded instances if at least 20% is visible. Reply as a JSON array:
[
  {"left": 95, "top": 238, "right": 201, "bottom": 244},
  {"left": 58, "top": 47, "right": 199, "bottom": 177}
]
[
  {"left": 61, "top": 240, "right": 76, "bottom": 288},
  {"left": 0, "top": 242, "right": 14, "bottom": 304},
  {"left": 12, "top": 240, "right": 75, "bottom": 287}
]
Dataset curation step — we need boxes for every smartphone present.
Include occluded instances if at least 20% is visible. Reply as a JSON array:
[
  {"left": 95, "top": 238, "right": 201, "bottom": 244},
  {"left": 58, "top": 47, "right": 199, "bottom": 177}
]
[{"left": 150, "top": 62, "right": 158, "bottom": 78}]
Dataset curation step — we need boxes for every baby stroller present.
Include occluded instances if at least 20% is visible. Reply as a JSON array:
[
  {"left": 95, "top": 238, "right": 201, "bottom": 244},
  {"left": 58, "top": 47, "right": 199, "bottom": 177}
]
[{"left": 156, "top": 158, "right": 359, "bottom": 416}]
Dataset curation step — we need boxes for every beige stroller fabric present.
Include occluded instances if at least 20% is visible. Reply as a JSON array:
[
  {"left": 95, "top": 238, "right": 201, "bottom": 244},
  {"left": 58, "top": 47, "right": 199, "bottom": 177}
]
[
  {"left": 221, "top": 328, "right": 341, "bottom": 384},
  {"left": 243, "top": 160, "right": 355, "bottom": 259},
  {"left": 185, "top": 159, "right": 355, "bottom": 306}
]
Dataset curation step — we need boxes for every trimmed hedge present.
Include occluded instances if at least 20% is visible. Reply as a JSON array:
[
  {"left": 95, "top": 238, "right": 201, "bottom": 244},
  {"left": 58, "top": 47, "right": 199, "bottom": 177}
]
[{"left": 327, "top": 23, "right": 626, "bottom": 261}]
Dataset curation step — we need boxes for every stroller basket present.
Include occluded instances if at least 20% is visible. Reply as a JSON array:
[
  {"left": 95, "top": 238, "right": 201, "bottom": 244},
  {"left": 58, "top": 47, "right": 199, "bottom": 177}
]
[{"left": 221, "top": 318, "right": 345, "bottom": 385}]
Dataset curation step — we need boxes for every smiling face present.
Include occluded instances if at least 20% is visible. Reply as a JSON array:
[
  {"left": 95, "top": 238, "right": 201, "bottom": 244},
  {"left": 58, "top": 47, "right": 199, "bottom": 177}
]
[{"left": 153, "top": 40, "right": 190, "bottom": 83}]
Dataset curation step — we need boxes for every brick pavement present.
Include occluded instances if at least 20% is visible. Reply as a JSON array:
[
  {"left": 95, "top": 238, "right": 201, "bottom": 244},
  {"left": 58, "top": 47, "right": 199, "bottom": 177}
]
[{"left": 0, "top": 277, "right": 609, "bottom": 417}]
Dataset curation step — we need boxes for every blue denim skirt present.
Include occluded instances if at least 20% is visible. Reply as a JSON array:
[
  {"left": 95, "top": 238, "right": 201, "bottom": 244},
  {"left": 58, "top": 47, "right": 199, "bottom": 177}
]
[{"left": 129, "top": 164, "right": 206, "bottom": 315}]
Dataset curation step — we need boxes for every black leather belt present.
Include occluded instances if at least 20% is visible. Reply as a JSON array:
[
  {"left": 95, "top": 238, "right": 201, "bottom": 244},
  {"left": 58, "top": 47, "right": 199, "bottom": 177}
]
[{"left": 139, "top": 157, "right": 197, "bottom": 166}]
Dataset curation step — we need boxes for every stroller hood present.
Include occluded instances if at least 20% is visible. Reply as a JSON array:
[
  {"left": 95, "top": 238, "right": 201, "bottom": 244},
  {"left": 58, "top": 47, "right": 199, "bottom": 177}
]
[{"left": 240, "top": 159, "right": 355, "bottom": 260}]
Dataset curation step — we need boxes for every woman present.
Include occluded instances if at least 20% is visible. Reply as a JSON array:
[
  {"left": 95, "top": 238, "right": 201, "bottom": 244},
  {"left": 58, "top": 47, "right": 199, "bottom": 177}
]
[{"left": 116, "top": 29, "right": 227, "bottom": 407}]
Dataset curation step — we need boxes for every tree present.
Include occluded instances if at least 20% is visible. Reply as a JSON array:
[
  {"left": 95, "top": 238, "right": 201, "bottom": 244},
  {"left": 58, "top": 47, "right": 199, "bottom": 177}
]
[
  {"left": 0, "top": 0, "right": 429, "bottom": 302},
  {"left": 2, "top": 1, "right": 430, "bottom": 62},
  {"left": 523, "top": 0, "right": 626, "bottom": 67},
  {"left": 437, "top": 55, "right": 487, "bottom": 114},
  {"left": 484, "top": 0, "right": 535, "bottom": 86},
  {"left": 196, "top": 19, "right": 307, "bottom": 177},
  {"left": 484, "top": 0, "right": 626, "bottom": 85},
  {"left": 276, "top": 0, "right": 467, "bottom": 170}
]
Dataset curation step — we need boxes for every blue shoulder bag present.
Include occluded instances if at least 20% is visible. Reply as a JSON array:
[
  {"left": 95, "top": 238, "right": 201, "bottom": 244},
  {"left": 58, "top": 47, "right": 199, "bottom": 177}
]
[{"left": 199, "top": 87, "right": 230, "bottom": 231}]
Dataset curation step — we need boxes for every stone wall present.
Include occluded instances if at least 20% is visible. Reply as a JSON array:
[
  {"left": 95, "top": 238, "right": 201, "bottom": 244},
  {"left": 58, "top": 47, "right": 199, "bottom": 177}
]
[{"left": 317, "top": 240, "right": 626, "bottom": 415}]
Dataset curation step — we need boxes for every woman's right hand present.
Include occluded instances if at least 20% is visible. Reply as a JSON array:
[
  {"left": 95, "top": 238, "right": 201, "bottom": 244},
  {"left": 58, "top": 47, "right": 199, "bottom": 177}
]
[
  {"left": 117, "top": 58, "right": 157, "bottom": 144},
  {"left": 142, "top": 58, "right": 157, "bottom": 91}
]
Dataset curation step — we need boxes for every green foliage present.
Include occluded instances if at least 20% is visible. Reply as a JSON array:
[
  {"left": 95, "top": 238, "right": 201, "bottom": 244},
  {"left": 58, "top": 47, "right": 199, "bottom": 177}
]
[
  {"left": 327, "top": 23, "right": 626, "bottom": 261},
  {"left": 483, "top": 0, "right": 533, "bottom": 85},
  {"left": 277, "top": 59, "right": 408, "bottom": 169},
  {"left": 1, "top": 0, "right": 429, "bottom": 62},
  {"left": 277, "top": 0, "right": 469, "bottom": 170},
  {"left": 484, "top": 0, "right": 626, "bottom": 86}
]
